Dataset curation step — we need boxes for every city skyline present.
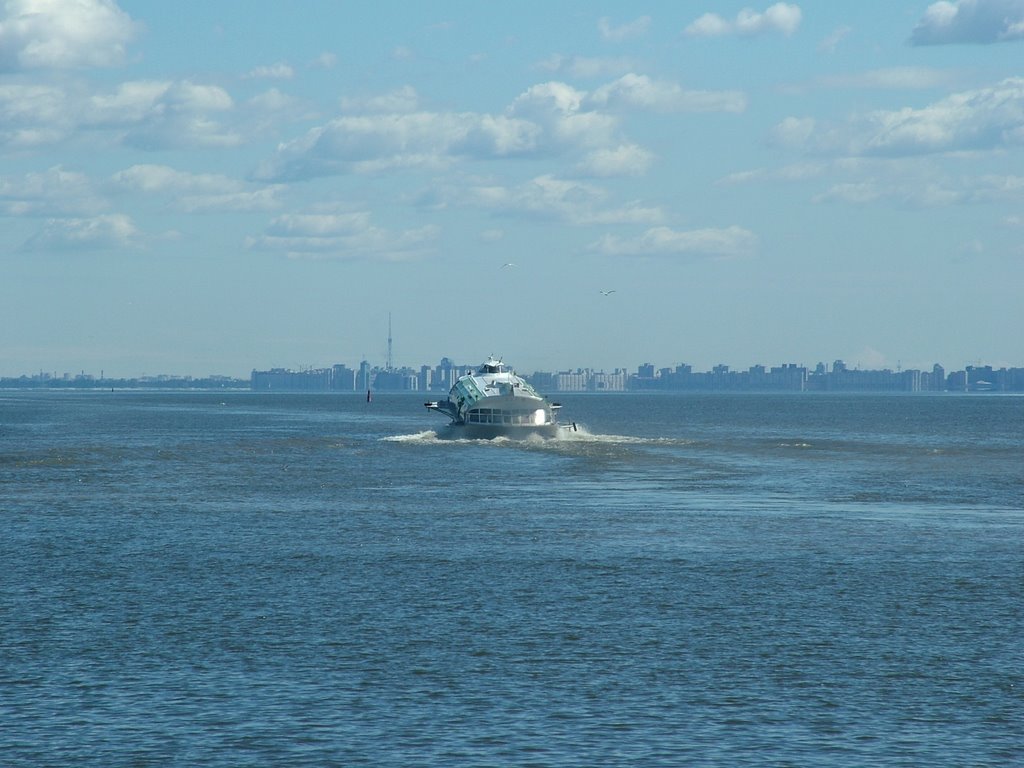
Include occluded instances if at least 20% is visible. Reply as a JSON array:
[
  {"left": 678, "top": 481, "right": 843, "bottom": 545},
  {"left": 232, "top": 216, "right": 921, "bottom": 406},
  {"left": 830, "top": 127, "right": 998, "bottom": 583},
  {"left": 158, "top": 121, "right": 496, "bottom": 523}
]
[
  {"left": 2, "top": 2, "right": 1024, "bottom": 378},
  {"left": 7, "top": 352, "right": 1022, "bottom": 384},
  {"left": 2, "top": 329, "right": 1020, "bottom": 380}
]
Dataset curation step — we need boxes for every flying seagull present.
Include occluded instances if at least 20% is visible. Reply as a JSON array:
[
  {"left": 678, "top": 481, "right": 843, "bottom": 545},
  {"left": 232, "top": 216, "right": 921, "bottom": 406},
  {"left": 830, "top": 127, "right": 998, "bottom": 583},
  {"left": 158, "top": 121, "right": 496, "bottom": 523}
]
[
  {"left": 599, "top": 289, "right": 616, "bottom": 296},
  {"left": 501, "top": 262, "right": 516, "bottom": 268}
]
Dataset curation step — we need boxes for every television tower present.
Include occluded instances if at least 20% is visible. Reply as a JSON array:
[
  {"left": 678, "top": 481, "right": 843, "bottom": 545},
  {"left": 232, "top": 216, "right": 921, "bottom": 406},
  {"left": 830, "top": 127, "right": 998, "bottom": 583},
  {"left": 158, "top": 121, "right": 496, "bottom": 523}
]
[{"left": 387, "top": 312, "right": 393, "bottom": 371}]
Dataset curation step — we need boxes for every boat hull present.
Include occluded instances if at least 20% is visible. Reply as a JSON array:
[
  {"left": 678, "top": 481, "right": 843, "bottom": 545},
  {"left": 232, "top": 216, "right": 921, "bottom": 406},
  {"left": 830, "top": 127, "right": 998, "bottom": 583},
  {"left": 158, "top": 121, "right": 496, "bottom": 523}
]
[{"left": 439, "top": 421, "right": 563, "bottom": 440}]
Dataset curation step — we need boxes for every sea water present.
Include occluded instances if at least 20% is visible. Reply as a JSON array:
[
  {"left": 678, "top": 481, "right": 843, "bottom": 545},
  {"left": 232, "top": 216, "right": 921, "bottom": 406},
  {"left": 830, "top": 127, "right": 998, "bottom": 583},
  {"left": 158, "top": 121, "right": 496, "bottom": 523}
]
[{"left": 1, "top": 391, "right": 1021, "bottom": 766}]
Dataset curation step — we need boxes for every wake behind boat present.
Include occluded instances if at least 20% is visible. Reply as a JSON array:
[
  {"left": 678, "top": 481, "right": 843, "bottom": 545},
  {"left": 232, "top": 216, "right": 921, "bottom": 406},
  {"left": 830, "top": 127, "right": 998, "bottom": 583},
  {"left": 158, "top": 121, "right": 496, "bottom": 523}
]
[{"left": 424, "top": 357, "right": 571, "bottom": 438}]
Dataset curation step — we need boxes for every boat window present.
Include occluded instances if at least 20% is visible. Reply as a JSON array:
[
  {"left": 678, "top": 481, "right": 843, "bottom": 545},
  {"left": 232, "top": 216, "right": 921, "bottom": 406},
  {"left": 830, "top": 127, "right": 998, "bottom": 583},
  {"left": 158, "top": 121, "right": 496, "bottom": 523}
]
[{"left": 467, "top": 408, "right": 546, "bottom": 426}]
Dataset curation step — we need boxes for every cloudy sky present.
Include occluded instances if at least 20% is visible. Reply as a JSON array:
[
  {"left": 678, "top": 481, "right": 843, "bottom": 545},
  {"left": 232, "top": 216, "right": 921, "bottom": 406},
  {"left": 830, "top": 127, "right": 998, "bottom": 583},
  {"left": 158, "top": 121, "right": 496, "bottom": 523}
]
[{"left": 3, "top": 0, "right": 1023, "bottom": 377}]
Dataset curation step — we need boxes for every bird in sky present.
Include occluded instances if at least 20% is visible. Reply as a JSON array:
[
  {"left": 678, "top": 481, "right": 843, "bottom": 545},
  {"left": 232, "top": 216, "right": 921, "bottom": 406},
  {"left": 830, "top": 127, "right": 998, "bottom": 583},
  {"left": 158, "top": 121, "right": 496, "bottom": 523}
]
[
  {"left": 599, "top": 289, "right": 616, "bottom": 296},
  {"left": 501, "top": 262, "right": 516, "bottom": 268}
]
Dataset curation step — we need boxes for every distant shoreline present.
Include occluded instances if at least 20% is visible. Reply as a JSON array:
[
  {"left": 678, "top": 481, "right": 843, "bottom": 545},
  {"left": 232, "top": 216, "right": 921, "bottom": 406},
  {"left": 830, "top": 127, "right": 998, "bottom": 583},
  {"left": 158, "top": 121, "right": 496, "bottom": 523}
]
[
  {"left": 5, "top": 357, "right": 1024, "bottom": 394},
  {"left": 2, "top": 386, "right": 1021, "bottom": 397}
]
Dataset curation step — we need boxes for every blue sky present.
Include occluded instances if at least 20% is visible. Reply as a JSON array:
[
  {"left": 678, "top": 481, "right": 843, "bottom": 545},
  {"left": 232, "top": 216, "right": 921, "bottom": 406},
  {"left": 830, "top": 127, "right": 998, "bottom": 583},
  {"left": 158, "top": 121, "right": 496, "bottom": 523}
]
[{"left": 2, "top": 0, "right": 1023, "bottom": 377}]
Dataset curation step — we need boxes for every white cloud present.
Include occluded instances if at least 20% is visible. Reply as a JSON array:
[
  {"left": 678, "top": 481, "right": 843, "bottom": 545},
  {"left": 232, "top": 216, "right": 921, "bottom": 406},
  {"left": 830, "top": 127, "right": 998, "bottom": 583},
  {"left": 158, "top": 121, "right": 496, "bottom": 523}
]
[
  {"left": 579, "top": 203, "right": 665, "bottom": 226},
  {"left": 972, "top": 174, "right": 1024, "bottom": 199},
  {"left": 110, "top": 164, "right": 282, "bottom": 212},
  {"left": 0, "top": 78, "right": 243, "bottom": 151},
  {"left": 340, "top": 85, "right": 420, "bottom": 113},
  {"left": 257, "top": 72, "right": 739, "bottom": 182},
  {"left": 589, "top": 225, "right": 757, "bottom": 257},
  {"left": 87, "top": 80, "right": 173, "bottom": 124},
  {"left": 0, "top": 0, "right": 136, "bottom": 70},
  {"left": 818, "top": 179, "right": 970, "bottom": 207},
  {"left": 813, "top": 182, "right": 885, "bottom": 205},
  {"left": 312, "top": 52, "right": 337, "bottom": 69},
  {"left": 786, "top": 77, "right": 1024, "bottom": 156},
  {"left": 510, "top": 81, "right": 586, "bottom": 117},
  {"left": 771, "top": 116, "right": 817, "bottom": 148},
  {"left": 589, "top": 73, "right": 746, "bottom": 113},
  {"left": 110, "top": 164, "right": 197, "bottom": 192},
  {"left": 729, "top": 150, "right": 1024, "bottom": 208},
  {"left": 738, "top": 3, "right": 802, "bottom": 36},
  {"left": 0, "top": 77, "right": 249, "bottom": 152},
  {"left": 261, "top": 79, "right": 629, "bottom": 181},
  {"left": 164, "top": 81, "right": 234, "bottom": 112},
  {"left": 537, "top": 54, "right": 636, "bottom": 79},
  {"left": 717, "top": 162, "right": 827, "bottom": 185},
  {"left": 245, "top": 63, "right": 295, "bottom": 80},
  {"left": 577, "top": 144, "right": 654, "bottom": 177},
  {"left": 245, "top": 211, "right": 439, "bottom": 260},
  {"left": 598, "top": 16, "right": 651, "bottom": 42},
  {"left": 87, "top": 80, "right": 240, "bottom": 149},
  {"left": 86, "top": 80, "right": 234, "bottom": 122},
  {"left": 267, "top": 212, "right": 373, "bottom": 236},
  {"left": 0, "top": 166, "right": 105, "bottom": 216},
  {"left": 21, "top": 213, "right": 139, "bottom": 251},
  {"left": 818, "top": 26, "right": 852, "bottom": 53},
  {"left": 257, "top": 111, "right": 540, "bottom": 180},
  {"left": 685, "top": 3, "right": 802, "bottom": 38},
  {"left": 181, "top": 188, "right": 282, "bottom": 213},
  {"left": 812, "top": 169, "right": 1024, "bottom": 207},
  {"left": 685, "top": 14, "right": 732, "bottom": 38},
  {"left": 463, "top": 175, "right": 663, "bottom": 226},
  {"left": 0, "top": 83, "right": 72, "bottom": 146},
  {"left": 247, "top": 88, "right": 297, "bottom": 113},
  {"left": 509, "top": 81, "right": 618, "bottom": 148},
  {"left": 911, "top": 0, "right": 1024, "bottom": 45},
  {"left": 816, "top": 67, "right": 954, "bottom": 90}
]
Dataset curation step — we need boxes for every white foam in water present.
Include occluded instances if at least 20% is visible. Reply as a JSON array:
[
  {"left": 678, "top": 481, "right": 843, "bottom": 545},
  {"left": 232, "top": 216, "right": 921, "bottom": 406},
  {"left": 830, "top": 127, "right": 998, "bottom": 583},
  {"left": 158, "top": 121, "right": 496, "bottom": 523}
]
[
  {"left": 383, "top": 426, "right": 587, "bottom": 444},
  {"left": 380, "top": 423, "right": 689, "bottom": 448},
  {"left": 381, "top": 430, "right": 442, "bottom": 443}
]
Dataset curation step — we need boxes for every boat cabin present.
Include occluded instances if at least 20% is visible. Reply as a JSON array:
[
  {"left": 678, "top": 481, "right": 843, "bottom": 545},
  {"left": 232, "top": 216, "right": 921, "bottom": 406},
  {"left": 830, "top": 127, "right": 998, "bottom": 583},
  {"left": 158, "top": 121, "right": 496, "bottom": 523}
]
[{"left": 480, "top": 359, "right": 507, "bottom": 374}]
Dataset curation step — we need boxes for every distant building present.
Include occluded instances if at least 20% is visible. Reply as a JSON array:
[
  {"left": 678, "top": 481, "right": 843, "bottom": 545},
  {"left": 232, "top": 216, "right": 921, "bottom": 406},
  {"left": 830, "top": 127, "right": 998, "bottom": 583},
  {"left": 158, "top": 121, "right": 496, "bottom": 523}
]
[
  {"left": 526, "top": 371, "right": 555, "bottom": 391},
  {"left": 418, "top": 365, "right": 433, "bottom": 392},
  {"left": 807, "top": 363, "right": 922, "bottom": 392},
  {"left": 429, "top": 357, "right": 474, "bottom": 392},
  {"left": 922, "top": 364, "right": 945, "bottom": 392},
  {"left": 251, "top": 368, "right": 331, "bottom": 391},
  {"left": 239, "top": 356, "right": 1024, "bottom": 395},
  {"left": 947, "top": 370, "right": 968, "bottom": 391},
  {"left": 554, "top": 369, "right": 589, "bottom": 391},
  {"left": 373, "top": 368, "right": 419, "bottom": 391},
  {"left": 332, "top": 365, "right": 357, "bottom": 391},
  {"left": 589, "top": 369, "right": 627, "bottom": 392}
]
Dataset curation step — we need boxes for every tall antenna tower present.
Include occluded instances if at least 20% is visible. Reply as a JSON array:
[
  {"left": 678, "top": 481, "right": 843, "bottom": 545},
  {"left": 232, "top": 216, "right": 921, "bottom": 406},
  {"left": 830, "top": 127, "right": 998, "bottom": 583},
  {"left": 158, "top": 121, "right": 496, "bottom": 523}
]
[{"left": 387, "top": 312, "right": 393, "bottom": 371}]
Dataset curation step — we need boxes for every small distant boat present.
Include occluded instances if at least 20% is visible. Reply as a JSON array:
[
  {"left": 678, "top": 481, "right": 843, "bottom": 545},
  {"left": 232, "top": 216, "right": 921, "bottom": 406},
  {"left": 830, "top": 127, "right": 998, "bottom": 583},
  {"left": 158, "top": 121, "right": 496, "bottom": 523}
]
[{"left": 424, "top": 357, "right": 569, "bottom": 438}]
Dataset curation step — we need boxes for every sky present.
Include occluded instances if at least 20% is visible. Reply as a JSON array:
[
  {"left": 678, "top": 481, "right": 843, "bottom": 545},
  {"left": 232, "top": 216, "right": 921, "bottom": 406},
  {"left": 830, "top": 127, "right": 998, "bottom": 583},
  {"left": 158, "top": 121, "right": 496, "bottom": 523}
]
[{"left": 2, "top": 0, "right": 1024, "bottom": 378}]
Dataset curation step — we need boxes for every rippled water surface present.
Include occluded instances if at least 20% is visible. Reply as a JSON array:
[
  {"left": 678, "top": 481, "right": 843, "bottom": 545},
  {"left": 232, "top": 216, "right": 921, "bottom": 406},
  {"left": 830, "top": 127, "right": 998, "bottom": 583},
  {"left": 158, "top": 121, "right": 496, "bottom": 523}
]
[{"left": 2, "top": 391, "right": 1022, "bottom": 766}]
